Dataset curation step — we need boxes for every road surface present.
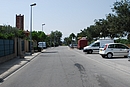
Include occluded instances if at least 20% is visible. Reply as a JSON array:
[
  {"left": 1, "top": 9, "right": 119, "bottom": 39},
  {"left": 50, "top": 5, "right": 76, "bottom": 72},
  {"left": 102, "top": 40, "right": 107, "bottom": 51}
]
[{"left": 0, "top": 46, "right": 130, "bottom": 87}]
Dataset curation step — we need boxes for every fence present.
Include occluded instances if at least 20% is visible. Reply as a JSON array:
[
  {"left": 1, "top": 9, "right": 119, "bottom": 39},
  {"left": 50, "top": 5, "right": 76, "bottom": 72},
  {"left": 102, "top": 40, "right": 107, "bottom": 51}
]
[
  {"left": 0, "top": 39, "right": 14, "bottom": 57},
  {"left": 0, "top": 38, "right": 34, "bottom": 64}
]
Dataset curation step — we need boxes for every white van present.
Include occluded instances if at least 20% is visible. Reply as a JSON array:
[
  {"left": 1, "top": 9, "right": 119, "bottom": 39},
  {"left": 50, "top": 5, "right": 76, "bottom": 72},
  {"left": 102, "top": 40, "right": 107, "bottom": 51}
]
[
  {"left": 38, "top": 42, "right": 46, "bottom": 49},
  {"left": 83, "top": 39, "right": 114, "bottom": 54}
]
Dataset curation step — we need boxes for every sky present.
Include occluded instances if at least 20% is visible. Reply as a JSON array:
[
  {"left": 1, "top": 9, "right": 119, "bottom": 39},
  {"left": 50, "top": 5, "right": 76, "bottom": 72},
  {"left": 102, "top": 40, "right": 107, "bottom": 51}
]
[{"left": 0, "top": 0, "right": 118, "bottom": 40}]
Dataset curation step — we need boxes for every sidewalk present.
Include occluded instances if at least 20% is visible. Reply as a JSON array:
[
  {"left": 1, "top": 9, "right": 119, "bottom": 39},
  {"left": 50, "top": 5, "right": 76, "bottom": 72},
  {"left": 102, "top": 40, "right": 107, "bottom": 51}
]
[{"left": 0, "top": 52, "right": 41, "bottom": 82}]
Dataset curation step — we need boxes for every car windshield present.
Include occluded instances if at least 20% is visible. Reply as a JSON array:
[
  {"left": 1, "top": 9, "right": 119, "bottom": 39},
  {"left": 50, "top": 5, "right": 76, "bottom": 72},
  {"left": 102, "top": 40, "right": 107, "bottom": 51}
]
[{"left": 89, "top": 42, "right": 95, "bottom": 46}]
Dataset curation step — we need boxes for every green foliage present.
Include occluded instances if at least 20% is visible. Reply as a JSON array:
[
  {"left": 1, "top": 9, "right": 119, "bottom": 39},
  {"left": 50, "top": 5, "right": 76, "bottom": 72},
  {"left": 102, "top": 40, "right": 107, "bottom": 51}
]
[
  {"left": 69, "top": 33, "right": 76, "bottom": 39},
  {"left": 32, "top": 30, "right": 62, "bottom": 47},
  {"left": 64, "top": 37, "right": 71, "bottom": 45},
  {"left": 32, "top": 31, "right": 47, "bottom": 42},
  {"left": 76, "top": 0, "right": 130, "bottom": 43},
  {"left": 115, "top": 38, "right": 129, "bottom": 44},
  {"left": 49, "top": 30, "right": 62, "bottom": 46},
  {"left": 0, "top": 25, "right": 25, "bottom": 39}
]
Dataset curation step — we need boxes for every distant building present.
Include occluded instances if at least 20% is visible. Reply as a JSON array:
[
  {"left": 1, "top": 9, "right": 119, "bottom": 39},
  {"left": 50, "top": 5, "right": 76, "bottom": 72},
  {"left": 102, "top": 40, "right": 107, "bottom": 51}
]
[
  {"left": 16, "top": 14, "right": 24, "bottom": 30},
  {"left": 24, "top": 30, "right": 29, "bottom": 37},
  {"left": 16, "top": 14, "right": 29, "bottom": 37}
]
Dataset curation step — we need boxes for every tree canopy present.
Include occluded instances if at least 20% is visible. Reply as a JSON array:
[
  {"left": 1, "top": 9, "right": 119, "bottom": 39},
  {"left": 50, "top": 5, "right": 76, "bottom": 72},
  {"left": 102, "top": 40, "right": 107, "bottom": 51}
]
[
  {"left": 0, "top": 25, "right": 25, "bottom": 39},
  {"left": 32, "top": 30, "right": 62, "bottom": 47},
  {"left": 76, "top": 0, "right": 130, "bottom": 43}
]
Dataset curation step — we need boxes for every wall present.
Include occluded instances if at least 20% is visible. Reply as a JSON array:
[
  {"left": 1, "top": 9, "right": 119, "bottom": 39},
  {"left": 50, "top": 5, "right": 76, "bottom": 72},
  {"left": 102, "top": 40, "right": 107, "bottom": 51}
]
[{"left": 0, "top": 38, "right": 25, "bottom": 64}]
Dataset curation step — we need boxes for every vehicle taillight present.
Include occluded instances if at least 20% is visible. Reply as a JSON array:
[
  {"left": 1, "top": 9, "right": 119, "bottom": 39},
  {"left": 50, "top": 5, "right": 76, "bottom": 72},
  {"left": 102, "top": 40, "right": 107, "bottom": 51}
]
[{"left": 104, "top": 45, "right": 108, "bottom": 50}]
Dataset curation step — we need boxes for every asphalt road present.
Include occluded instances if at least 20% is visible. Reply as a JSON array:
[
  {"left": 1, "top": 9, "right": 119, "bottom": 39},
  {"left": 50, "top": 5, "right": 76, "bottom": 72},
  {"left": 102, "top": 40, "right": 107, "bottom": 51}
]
[{"left": 0, "top": 46, "right": 130, "bottom": 87}]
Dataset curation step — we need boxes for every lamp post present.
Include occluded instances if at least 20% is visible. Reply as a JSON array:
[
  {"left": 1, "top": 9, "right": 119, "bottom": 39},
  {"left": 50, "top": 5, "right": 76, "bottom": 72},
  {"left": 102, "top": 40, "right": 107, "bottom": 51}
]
[
  {"left": 30, "top": 3, "right": 36, "bottom": 55},
  {"left": 42, "top": 23, "right": 45, "bottom": 50},
  {"left": 42, "top": 23, "right": 45, "bottom": 32}
]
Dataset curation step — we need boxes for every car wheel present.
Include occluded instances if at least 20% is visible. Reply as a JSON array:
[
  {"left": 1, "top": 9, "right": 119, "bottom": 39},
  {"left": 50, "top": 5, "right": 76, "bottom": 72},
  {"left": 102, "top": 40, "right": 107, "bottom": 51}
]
[{"left": 107, "top": 53, "right": 113, "bottom": 58}]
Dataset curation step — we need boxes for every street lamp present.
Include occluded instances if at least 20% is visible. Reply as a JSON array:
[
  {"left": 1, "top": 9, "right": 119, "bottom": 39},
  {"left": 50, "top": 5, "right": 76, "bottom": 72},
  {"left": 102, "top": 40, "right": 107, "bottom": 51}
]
[
  {"left": 30, "top": 3, "right": 36, "bottom": 55},
  {"left": 42, "top": 23, "right": 45, "bottom": 50},
  {"left": 42, "top": 23, "right": 45, "bottom": 32}
]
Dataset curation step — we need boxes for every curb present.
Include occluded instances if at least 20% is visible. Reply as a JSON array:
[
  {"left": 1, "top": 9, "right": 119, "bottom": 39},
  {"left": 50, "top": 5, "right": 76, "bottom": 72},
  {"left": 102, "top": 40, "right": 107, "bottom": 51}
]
[{"left": 0, "top": 52, "right": 41, "bottom": 82}]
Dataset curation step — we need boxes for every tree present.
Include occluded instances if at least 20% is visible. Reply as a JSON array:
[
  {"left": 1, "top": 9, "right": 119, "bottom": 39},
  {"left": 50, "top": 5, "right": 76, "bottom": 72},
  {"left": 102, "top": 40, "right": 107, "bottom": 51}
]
[
  {"left": 49, "top": 30, "right": 62, "bottom": 46},
  {"left": 112, "top": 0, "right": 130, "bottom": 34},
  {"left": 32, "top": 31, "right": 47, "bottom": 42},
  {"left": 94, "top": 19, "right": 109, "bottom": 39},
  {"left": 0, "top": 25, "right": 25, "bottom": 39},
  {"left": 69, "top": 33, "right": 76, "bottom": 40},
  {"left": 68, "top": 33, "right": 76, "bottom": 47},
  {"left": 64, "top": 37, "right": 71, "bottom": 45},
  {"left": 77, "top": 0, "right": 130, "bottom": 41}
]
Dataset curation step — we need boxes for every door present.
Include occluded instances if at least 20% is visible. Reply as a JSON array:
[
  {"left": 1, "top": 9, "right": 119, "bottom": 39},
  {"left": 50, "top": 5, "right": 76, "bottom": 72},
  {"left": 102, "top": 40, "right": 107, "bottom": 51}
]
[
  {"left": 91, "top": 42, "right": 100, "bottom": 53},
  {"left": 117, "top": 44, "right": 129, "bottom": 56},
  {"left": 107, "top": 44, "right": 120, "bottom": 56}
]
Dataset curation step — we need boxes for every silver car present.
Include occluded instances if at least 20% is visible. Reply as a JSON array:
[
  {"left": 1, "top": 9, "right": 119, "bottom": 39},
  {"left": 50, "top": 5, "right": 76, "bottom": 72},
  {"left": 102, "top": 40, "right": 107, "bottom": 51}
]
[{"left": 99, "top": 43, "right": 129, "bottom": 58}]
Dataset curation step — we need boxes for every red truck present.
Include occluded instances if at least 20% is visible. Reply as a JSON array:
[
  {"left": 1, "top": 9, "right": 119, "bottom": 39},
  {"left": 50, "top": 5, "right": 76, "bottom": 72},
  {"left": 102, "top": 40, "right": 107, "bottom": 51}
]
[{"left": 78, "top": 38, "right": 88, "bottom": 49}]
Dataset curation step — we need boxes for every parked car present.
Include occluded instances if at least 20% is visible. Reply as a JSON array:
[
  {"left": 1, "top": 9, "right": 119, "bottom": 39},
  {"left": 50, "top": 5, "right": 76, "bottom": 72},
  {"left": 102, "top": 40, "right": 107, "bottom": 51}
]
[
  {"left": 38, "top": 42, "right": 47, "bottom": 49},
  {"left": 99, "top": 43, "right": 129, "bottom": 58},
  {"left": 69, "top": 44, "right": 77, "bottom": 48},
  {"left": 83, "top": 39, "right": 114, "bottom": 54}
]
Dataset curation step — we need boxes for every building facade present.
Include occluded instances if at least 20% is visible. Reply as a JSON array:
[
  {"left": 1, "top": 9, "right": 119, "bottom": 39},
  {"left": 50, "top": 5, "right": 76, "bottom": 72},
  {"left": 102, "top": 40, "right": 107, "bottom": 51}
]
[{"left": 16, "top": 14, "right": 24, "bottom": 30}]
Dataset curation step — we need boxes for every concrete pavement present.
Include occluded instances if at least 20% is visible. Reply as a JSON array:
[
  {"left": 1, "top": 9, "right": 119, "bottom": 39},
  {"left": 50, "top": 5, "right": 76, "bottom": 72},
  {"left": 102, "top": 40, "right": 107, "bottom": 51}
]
[{"left": 0, "top": 52, "right": 41, "bottom": 82}]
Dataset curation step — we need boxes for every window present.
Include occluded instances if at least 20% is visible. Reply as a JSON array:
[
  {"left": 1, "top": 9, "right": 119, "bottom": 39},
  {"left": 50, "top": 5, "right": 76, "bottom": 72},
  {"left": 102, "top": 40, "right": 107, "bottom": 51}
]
[
  {"left": 108, "top": 44, "right": 114, "bottom": 48},
  {"left": 114, "top": 44, "right": 119, "bottom": 48},
  {"left": 92, "top": 42, "right": 100, "bottom": 47},
  {"left": 118, "top": 44, "right": 129, "bottom": 49}
]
